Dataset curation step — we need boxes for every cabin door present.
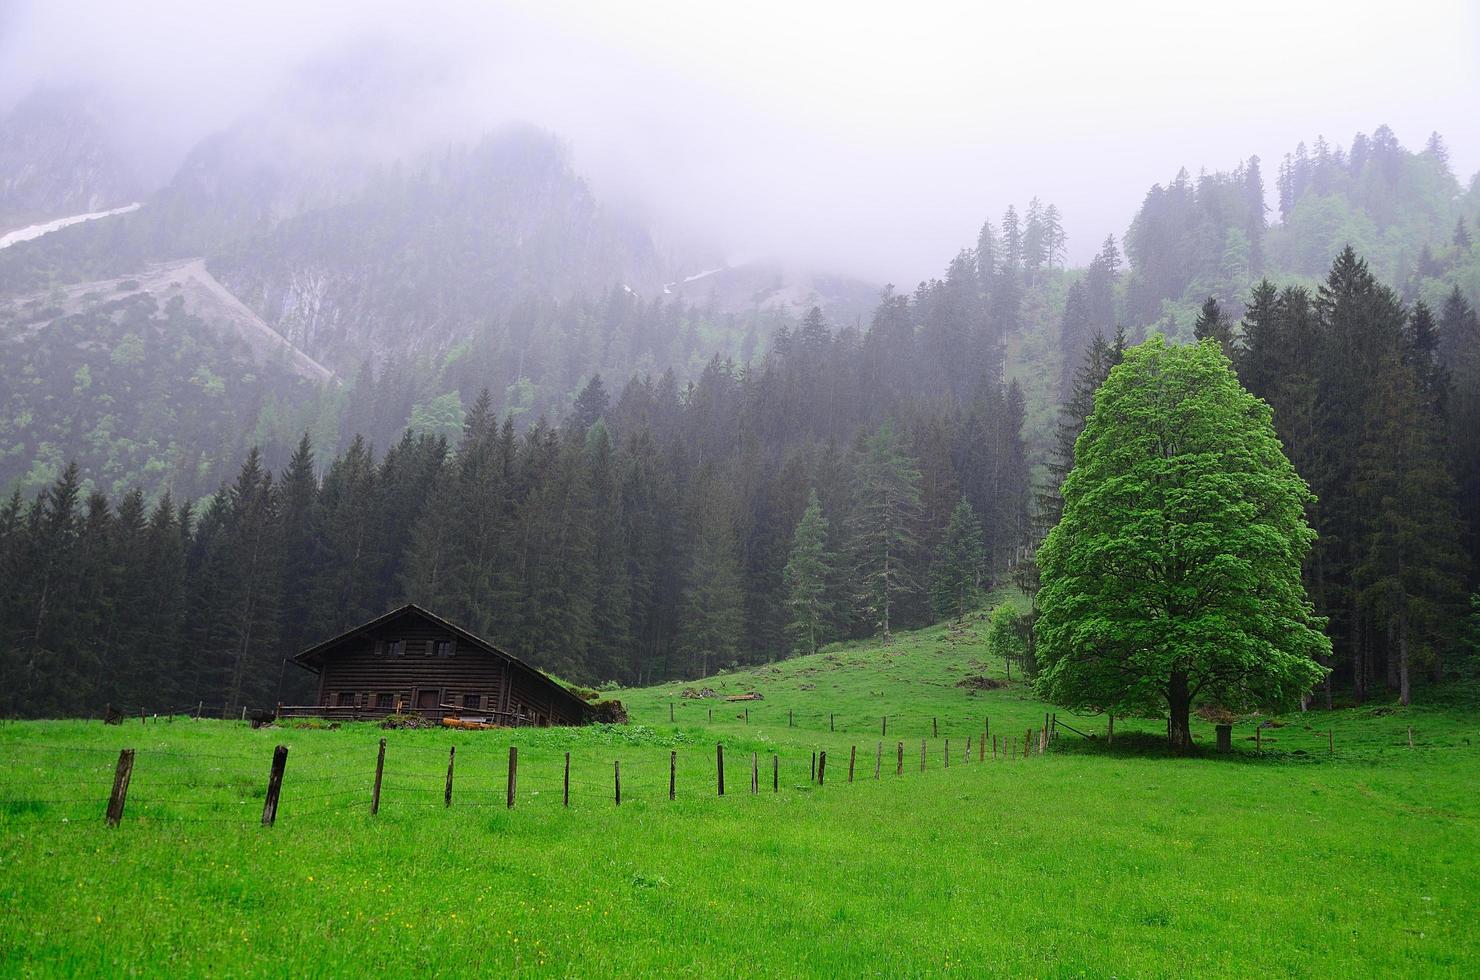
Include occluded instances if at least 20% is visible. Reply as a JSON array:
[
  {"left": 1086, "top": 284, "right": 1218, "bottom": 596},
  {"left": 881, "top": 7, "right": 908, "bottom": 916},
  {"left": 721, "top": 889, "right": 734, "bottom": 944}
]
[{"left": 416, "top": 689, "right": 442, "bottom": 712}]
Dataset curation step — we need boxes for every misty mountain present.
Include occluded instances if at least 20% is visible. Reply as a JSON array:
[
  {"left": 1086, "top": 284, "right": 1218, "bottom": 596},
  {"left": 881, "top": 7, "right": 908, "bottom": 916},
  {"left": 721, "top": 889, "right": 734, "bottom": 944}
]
[
  {"left": 0, "top": 90, "right": 142, "bottom": 231},
  {"left": 208, "top": 129, "right": 668, "bottom": 369}
]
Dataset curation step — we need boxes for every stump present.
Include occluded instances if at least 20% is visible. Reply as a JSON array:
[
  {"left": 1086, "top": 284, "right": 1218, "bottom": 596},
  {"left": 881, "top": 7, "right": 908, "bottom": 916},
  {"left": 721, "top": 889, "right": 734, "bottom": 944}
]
[{"left": 1216, "top": 723, "right": 1232, "bottom": 752}]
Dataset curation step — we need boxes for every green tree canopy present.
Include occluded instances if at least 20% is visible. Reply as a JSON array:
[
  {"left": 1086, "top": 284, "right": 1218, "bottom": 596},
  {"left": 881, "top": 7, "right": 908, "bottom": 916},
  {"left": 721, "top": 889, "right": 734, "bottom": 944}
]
[{"left": 1035, "top": 337, "right": 1329, "bottom": 753}]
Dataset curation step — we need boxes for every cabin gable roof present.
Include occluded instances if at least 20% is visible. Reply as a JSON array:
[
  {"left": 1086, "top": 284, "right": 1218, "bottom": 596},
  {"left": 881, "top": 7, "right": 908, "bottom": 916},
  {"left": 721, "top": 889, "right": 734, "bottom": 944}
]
[{"left": 291, "top": 604, "right": 588, "bottom": 716}]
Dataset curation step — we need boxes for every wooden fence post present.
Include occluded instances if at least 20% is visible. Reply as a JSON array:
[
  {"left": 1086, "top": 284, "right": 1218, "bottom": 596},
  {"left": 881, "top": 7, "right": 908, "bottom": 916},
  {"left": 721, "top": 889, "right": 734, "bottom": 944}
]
[
  {"left": 1408, "top": 726, "right": 1414, "bottom": 749},
  {"left": 810, "top": 750, "right": 816, "bottom": 781},
  {"left": 614, "top": 761, "right": 621, "bottom": 806},
  {"left": 261, "top": 745, "right": 288, "bottom": 827},
  {"left": 752, "top": 752, "right": 759, "bottom": 794},
  {"left": 849, "top": 745, "right": 856, "bottom": 783},
  {"left": 507, "top": 746, "right": 518, "bottom": 808},
  {"left": 1025, "top": 729, "right": 1031, "bottom": 758},
  {"left": 1108, "top": 713, "right": 1114, "bottom": 746},
  {"left": 372, "top": 738, "right": 386, "bottom": 815},
  {"left": 717, "top": 743, "right": 725, "bottom": 796},
  {"left": 444, "top": 745, "right": 455, "bottom": 807},
  {"left": 669, "top": 702, "right": 674, "bottom": 723},
  {"left": 564, "top": 752, "right": 570, "bottom": 808},
  {"left": 1328, "top": 729, "right": 1333, "bottom": 756},
  {"left": 993, "top": 734, "right": 998, "bottom": 760},
  {"left": 708, "top": 707, "right": 712, "bottom": 723},
  {"left": 105, "top": 748, "right": 135, "bottom": 827},
  {"left": 945, "top": 738, "right": 950, "bottom": 768},
  {"left": 920, "top": 739, "right": 926, "bottom": 772},
  {"left": 789, "top": 709, "right": 793, "bottom": 727},
  {"left": 1255, "top": 727, "right": 1261, "bottom": 755},
  {"left": 882, "top": 715, "right": 887, "bottom": 737},
  {"left": 773, "top": 754, "right": 779, "bottom": 793},
  {"left": 669, "top": 751, "right": 676, "bottom": 801},
  {"left": 896, "top": 741, "right": 903, "bottom": 775},
  {"left": 966, "top": 735, "right": 971, "bottom": 763},
  {"left": 985, "top": 717, "right": 989, "bottom": 741},
  {"left": 818, "top": 750, "right": 826, "bottom": 785},
  {"left": 745, "top": 707, "right": 749, "bottom": 724},
  {"left": 933, "top": 717, "right": 938, "bottom": 738},
  {"left": 830, "top": 713, "right": 835, "bottom": 732},
  {"left": 979, "top": 732, "right": 985, "bottom": 762},
  {"left": 874, "top": 741, "right": 882, "bottom": 779}
]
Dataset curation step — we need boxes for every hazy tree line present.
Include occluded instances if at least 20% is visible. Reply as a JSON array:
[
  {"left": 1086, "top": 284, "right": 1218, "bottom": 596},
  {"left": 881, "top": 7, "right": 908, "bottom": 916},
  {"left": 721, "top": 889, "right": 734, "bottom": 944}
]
[{"left": 0, "top": 259, "right": 1033, "bottom": 716}]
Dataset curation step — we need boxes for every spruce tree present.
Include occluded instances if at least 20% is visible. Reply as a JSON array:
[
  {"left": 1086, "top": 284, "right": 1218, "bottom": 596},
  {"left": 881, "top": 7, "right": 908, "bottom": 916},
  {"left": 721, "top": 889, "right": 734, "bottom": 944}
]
[
  {"left": 930, "top": 498, "right": 986, "bottom": 620},
  {"left": 848, "top": 420, "right": 922, "bottom": 640},
  {"left": 783, "top": 489, "right": 833, "bottom": 656},
  {"left": 1193, "top": 296, "right": 1235, "bottom": 357},
  {"left": 678, "top": 470, "right": 745, "bottom": 676}
]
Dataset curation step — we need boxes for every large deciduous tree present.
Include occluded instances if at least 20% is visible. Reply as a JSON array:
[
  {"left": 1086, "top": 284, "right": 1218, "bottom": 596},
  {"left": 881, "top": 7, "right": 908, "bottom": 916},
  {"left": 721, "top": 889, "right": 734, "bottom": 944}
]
[{"left": 1035, "top": 337, "right": 1329, "bottom": 753}]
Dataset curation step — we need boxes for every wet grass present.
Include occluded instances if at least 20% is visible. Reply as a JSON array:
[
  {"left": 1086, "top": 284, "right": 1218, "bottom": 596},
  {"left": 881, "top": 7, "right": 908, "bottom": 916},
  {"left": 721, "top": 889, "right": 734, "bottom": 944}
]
[{"left": 2, "top": 613, "right": 1478, "bottom": 976}]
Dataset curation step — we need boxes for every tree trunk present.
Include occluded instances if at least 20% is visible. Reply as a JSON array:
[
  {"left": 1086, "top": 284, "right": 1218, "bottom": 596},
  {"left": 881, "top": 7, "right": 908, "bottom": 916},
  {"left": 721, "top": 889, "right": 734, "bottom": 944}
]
[
  {"left": 1167, "top": 671, "right": 1192, "bottom": 755},
  {"left": 1397, "top": 613, "right": 1411, "bottom": 707},
  {"left": 1385, "top": 619, "right": 1400, "bottom": 691}
]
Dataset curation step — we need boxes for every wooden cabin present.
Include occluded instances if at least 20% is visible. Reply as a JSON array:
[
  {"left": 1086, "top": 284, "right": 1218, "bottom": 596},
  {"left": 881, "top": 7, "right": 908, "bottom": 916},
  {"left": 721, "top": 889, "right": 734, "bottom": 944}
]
[{"left": 280, "top": 604, "right": 591, "bottom": 726}]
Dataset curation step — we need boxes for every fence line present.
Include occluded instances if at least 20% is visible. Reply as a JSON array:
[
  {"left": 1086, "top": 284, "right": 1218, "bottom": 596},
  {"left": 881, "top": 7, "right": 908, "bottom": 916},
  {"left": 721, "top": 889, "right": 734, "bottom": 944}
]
[{"left": 2, "top": 711, "right": 1365, "bottom": 829}]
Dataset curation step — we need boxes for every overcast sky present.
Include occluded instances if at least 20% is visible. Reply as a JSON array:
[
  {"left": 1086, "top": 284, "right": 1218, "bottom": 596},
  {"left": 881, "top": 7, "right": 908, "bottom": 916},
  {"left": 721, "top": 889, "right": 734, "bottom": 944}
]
[{"left": 3, "top": 0, "right": 1477, "bottom": 281}]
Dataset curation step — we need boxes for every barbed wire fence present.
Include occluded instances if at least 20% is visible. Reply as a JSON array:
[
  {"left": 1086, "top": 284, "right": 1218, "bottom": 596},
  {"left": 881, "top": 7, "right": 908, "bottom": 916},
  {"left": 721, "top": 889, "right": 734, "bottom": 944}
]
[{"left": 0, "top": 701, "right": 1371, "bottom": 829}]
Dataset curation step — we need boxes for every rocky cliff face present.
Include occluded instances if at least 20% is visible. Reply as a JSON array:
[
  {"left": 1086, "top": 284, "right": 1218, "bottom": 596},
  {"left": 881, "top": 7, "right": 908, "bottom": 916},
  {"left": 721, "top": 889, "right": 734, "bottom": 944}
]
[
  {"left": 206, "top": 128, "right": 668, "bottom": 371},
  {"left": 0, "top": 90, "right": 142, "bottom": 231}
]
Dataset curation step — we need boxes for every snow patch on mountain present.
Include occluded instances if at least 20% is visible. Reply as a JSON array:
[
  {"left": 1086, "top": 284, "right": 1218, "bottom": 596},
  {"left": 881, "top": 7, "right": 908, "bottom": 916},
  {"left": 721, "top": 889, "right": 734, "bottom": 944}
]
[{"left": 0, "top": 203, "right": 142, "bottom": 249}]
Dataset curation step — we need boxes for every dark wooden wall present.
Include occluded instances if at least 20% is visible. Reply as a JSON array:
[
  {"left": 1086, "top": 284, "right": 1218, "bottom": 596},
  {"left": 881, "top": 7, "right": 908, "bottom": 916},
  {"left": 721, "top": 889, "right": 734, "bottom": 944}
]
[{"left": 314, "top": 619, "right": 585, "bottom": 726}]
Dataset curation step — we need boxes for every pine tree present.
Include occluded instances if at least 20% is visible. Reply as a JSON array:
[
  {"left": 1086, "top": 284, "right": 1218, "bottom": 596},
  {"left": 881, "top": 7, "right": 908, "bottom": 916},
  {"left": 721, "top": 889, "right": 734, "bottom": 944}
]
[
  {"left": 679, "top": 469, "right": 745, "bottom": 676},
  {"left": 572, "top": 374, "right": 610, "bottom": 432},
  {"left": 930, "top": 498, "right": 986, "bottom": 620},
  {"left": 782, "top": 489, "right": 833, "bottom": 656},
  {"left": 1439, "top": 287, "right": 1480, "bottom": 590},
  {"left": 849, "top": 420, "right": 922, "bottom": 640},
  {"left": 1353, "top": 350, "right": 1468, "bottom": 703},
  {"left": 1193, "top": 296, "right": 1235, "bottom": 358},
  {"left": 1043, "top": 203, "right": 1066, "bottom": 271},
  {"left": 586, "top": 420, "right": 633, "bottom": 680}
]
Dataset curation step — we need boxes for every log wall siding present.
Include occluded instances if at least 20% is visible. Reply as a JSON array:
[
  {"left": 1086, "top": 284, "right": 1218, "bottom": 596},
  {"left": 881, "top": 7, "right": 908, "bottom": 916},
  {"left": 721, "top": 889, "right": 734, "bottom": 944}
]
[{"left": 310, "top": 619, "right": 586, "bottom": 726}]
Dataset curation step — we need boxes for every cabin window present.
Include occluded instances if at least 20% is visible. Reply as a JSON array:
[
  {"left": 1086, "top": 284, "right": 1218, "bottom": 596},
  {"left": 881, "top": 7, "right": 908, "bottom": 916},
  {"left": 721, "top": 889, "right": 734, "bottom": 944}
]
[
  {"left": 386, "top": 639, "right": 405, "bottom": 657},
  {"left": 435, "top": 640, "right": 455, "bottom": 658},
  {"left": 376, "top": 693, "right": 393, "bottom": 709},
  {"left": 463, "top": 693, "right": 480, "bottom": 709},
  {"left": 336, "top": 692, "right": 355, "bottom": 707}
]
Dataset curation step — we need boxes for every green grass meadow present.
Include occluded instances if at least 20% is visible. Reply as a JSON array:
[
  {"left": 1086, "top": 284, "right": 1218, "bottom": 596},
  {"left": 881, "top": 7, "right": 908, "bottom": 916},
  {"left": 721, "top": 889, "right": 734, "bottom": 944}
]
[{"left": 2, "top": 614, "right": 1478, "bottom": 976}]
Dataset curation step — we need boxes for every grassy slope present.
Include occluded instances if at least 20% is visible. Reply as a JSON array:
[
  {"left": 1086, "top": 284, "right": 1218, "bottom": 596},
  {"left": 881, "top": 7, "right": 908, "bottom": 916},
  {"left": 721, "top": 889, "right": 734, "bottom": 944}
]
[{"left": 2, "top": 614, "right": 1478, "bottom": 976}]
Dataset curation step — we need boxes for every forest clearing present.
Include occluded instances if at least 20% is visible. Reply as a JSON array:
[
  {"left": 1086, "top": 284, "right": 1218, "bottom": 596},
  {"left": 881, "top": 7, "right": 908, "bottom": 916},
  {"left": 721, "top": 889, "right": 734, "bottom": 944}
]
[{"left": 3, "top": 616, "right": 1476, "bottom": 976}]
